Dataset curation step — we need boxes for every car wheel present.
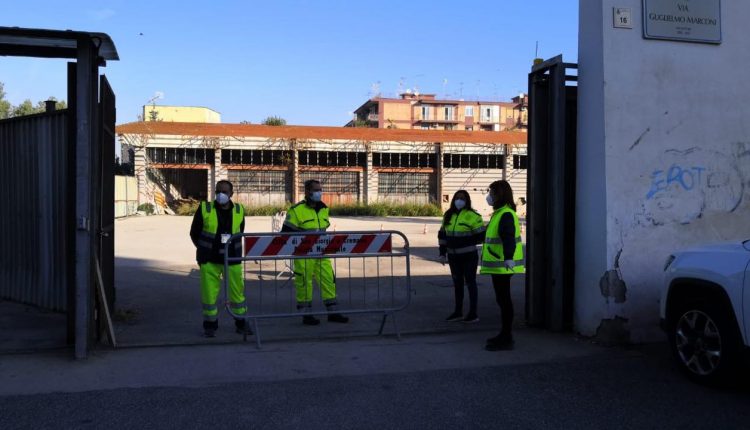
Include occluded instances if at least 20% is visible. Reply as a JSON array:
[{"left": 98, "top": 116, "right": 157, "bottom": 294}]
[{"left": 668, "top": 301, "right": 742, "bottom": 385}]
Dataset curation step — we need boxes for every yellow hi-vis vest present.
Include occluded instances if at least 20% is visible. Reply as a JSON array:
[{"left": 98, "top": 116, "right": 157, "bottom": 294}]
[
  {"left": 480, "top": 205, "right": 525, "bottom": 275},
  {"left": 198, "top": 201, "right": 244, "bottom": 255},
  {"left": 284, "top": 201, "right": 330, "bottom": 231},
  {"left": 439, "top": 209, "right": 485, "bottom": 254}
]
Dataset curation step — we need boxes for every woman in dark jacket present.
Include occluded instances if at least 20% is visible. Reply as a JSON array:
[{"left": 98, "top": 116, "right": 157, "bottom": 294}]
[
  {"left": 480, "top": 180, "right": 525, "bottom": 351},
  {"left": 438, "top": 190, "right": 486, "bottom": 323}
]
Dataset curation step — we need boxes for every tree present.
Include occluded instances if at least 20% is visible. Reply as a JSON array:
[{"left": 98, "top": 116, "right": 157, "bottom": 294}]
[
  {"left": 147, "top": 108, "right": 161, "bottom": 121},
  {"left": 11, "top": 99, "right": 36, "bottom": 117},
  {"left": 261, "top": 116, "right": 286, "bottom": 126},
  {"left": 0, "top": 83, "right": 11, "bottom": 119},
  {"left": 34, "top": 97, "right": 67, "bottom": 112},
  {"left": 351, "top": 119, "right": 372, "bottom": 128},
  {"left": 0, "top": 83, "right": 68, "bottom": 118}
]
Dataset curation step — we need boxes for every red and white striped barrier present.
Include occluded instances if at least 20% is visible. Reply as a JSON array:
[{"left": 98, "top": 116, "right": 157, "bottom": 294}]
[{"left": 243, "top": 233, "right": 392, "bottom": 258}]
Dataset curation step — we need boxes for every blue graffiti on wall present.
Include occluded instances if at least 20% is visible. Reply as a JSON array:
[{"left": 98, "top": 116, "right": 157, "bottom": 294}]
[{"left": 646, "top": 164, "right": 706, "bottom": 200}]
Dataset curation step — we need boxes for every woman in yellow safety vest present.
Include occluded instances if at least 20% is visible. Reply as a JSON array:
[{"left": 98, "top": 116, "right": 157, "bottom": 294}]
[
  {"left": 480, "top": 180, "right": 525, "bottom": 351},
  {"left": 438, "top": 190, "right": 486, "bottom": 323}
]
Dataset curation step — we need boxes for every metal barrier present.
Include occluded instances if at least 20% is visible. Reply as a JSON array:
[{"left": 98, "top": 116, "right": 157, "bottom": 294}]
[
  {"left": 269, "top": 211, "right": 293, "bottom": 280},
  {"left": 222, "top": 230, "right": 411, "bottom": 348}
]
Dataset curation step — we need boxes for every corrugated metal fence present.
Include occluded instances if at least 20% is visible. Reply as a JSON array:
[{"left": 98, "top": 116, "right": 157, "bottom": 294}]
[{"left": 0, "top": 111, "right": 71, "bottom": 311}]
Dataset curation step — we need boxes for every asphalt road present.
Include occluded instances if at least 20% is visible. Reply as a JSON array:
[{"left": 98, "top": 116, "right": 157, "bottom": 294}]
[{"left": 2, "top": 344, "right": 748, "bottom": 429}]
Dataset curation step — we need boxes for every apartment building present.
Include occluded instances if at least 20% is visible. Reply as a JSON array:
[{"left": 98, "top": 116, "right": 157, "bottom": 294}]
[{"left": 347, "top": 92, "right": 528, "bottom": 132}]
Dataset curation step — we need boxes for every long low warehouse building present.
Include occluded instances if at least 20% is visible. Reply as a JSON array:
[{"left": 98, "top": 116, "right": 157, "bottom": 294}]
[{"left": 116, "top": 122, "right": 528, "bottom": 217}]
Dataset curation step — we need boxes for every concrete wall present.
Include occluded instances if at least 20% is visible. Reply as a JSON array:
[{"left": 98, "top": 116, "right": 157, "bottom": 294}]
[
  {"left": 143, "top": 106, "right": 221, "bottom": 123},
  {"left": 382, "top": 102, "right": 412, "bottom": 129},
  {"left": 577, "top": 0, "right": 750, "bottom": 342},
  {"left": 114, "top": 175, "right": 138, "bottom": 218}
]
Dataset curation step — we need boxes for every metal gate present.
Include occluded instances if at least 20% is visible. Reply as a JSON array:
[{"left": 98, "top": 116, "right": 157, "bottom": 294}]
[
  {"left": 299, "top": 170, "right": 360, "bottom": 206},
  {"left": 526, "top": 55, "right": 578, "bottom": 332},
  {"left": 98, "top": 75, "right": 116, "bottom": 316},
  {"left": 0, "top": 110, "right": 71, "bottom": 311}
]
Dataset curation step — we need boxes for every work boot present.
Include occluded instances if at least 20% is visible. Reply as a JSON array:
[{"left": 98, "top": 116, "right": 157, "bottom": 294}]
[
  {"left": 462, "top": 314, "right": 480, "bottom": 324},
  {"left": 327, "top": 313, "right": 349, "bottom": 323},
  {"left": 203, "top": 320, "right": 218, "bottom": 338},
  {"left": 303, "top": 315, "right": 321, "bottom": 326},
  {"left": 235, "top": 319, "right": 253, "bottom": 335},
  {"left": 485, "top": 333, "right": 514, "bottom": 351},
  {"left": 445, "top": 311, "right": 463, "bottom": 322}
]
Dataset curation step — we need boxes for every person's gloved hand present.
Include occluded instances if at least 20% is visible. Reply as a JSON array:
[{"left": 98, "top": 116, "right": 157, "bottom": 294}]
[
  {"left": 504, "top": 260, "right": 515, "bottom": 271},
  {"left": 439, "top": 255, "right": 447, "bottom": 266}
]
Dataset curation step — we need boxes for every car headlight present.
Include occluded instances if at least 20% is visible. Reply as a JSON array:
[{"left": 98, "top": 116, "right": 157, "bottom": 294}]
[{"left": 663, "top": 255, "right": 676, "bottom": 271}]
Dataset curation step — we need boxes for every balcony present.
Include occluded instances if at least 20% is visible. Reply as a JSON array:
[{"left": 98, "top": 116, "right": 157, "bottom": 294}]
[
  {"left": 367, "top": 113, "right": 379, "bottom": 122},
  {"left": 415, "top": 114, "right": 459, "bottom": 124}
]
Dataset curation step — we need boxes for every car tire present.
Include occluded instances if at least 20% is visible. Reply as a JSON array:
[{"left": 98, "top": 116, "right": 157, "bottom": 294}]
[{"left": 667, "top": 300, "right": 743, "bottom": 386}]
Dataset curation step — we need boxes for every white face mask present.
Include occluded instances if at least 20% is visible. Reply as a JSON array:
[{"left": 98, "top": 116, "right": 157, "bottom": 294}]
[
  {"left": 454, "top": 199, "right": 466, "bottom": 210},
  {"left": 310, "top": 191, "right": 322, "bottom": 202},
  {"left": 216, "top": 192, "right": 230, "bottom": 205},
  {"left": 485, "top": 194, "right": 494, "bottom": 206}
]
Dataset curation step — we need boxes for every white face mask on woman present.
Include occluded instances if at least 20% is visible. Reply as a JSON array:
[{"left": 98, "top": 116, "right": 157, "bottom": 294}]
[
  {"left": 454, "top": 199, "right": 466, "bottom": 210},
  {"left": 485, "top": 194, "right": 494, "bottom": 206}
]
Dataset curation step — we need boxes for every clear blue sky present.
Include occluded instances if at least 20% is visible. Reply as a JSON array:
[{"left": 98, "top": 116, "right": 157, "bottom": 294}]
[{"left": 2, "top": 1, "right": 579, "bottom": 126}]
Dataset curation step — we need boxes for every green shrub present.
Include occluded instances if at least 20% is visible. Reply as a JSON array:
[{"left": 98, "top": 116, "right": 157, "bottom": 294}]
[
  {"left": 242, "top": 204, "right": 290, "bottom": 216},
  {"left": 329, "top": 203, "right": 442, "bottom": 217},
  {"left": 233, "top": 202, "right": 441, "bottom": 217},
  {"left": 174, "top": 199, "right": 200, "bottom": 216},
  {"left": 137, "top": 203, "right": 154, "bottom": 215}
]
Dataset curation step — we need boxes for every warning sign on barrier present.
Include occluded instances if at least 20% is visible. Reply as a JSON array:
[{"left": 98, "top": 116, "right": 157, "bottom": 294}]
[{"left": 243, "top": 233, "right": 392, "bottom": 257}]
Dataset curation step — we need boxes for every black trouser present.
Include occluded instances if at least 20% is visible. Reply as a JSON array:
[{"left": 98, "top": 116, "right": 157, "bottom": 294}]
[
  {"left": 491, "top": 274, "right": 514, "bottom": 336},
  {"left": 447, "top": 251, "right": 479, "bottom": 316}
]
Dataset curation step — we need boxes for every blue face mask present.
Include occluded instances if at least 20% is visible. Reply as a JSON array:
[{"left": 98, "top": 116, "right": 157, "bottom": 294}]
[
  {"left": 454, "top": 199, "right": 466, "bottom": 210},
  {"left": 215, "top": 192, "right": 230, "bottom": 205},
  {"left": 310, "top": 191, "right": 322, "bottom": 202}
]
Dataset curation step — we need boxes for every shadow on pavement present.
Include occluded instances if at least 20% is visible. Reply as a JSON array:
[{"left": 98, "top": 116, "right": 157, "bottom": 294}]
[{"left": 113, "top": 255, "right": 525, "bottom": 347}]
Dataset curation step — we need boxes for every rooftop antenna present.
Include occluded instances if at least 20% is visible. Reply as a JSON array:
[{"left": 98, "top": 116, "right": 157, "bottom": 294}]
[
  {"left": 535, "top": 41, "right": 539, "bottom": 58},
  {"left": 370, "top": 81, "right": 381, "bottom": 98},
  {"left": 145, "top": 91, "right": 164, "bottom": 121},
  {"left": 398, "top": 77, "right": 405, "bottom": 96}
]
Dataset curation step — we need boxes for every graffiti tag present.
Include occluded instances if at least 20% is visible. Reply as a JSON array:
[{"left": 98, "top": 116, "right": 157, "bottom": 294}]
[{"left": 646, "top": 164, "right": 706, "bottom": 200}]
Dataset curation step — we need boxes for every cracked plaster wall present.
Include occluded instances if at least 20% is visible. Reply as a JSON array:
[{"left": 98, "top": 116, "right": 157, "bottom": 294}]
[{"left": 576, "top": 0, "right": 750, "bottom": 342}]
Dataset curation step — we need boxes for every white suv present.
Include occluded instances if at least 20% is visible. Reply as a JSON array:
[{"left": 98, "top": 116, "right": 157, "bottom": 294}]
[{"left": 661, "top": 239, "right": 750, "bottom": 384}]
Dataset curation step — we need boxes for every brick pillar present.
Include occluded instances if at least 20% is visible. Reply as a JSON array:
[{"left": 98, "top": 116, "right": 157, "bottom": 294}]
[
  {"left": 209, "top": 147, "right": 224, "bottom": 201},
  {"left": 290, "top": 139, "right": 299, "bottom": 203},
  {"left": 133, "top": 146, "right": 149, "bottom": 205},
  {"left": 502, "top": 144, "right": 509, "bottom": 181},
  {"left": 365, "top": 148, "right": 378, "bottom": 204},
  {"left": 435, "top": 142, "right": 443, "bottom": 207},
  {"left": 363, "top": 149, "right": 373, "bottom": 204}
]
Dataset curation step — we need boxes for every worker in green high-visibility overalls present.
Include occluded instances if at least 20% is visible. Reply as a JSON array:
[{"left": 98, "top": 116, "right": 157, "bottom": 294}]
[
  {"left": 190, "top": 180, "right": 249, "bottom": 337},
  {"left": 281, "top": 179, "right": 349, "bottom": 326}
]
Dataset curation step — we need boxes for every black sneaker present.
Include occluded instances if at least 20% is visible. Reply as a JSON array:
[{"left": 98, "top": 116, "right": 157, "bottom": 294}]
[
  {"left": 462, "top": 314, "right": 479, "bottom": 324},
  {"left": 203, "top": 321, "right": 218, "bottom": 338},
  {"left": 303, "top": 315, "right": 321, "bottom": 326},
  {"left": 446, "top": 311, "right": 463, "bottom": 322},
  {"left": 235, "top": 320, "right": 253, "bottom": 335},
  {"left": 328, "top": 313, "right": 349, "bottom": 323},
  {"left": 487, "top": 335, "right": 502, "bottom": 345}
]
